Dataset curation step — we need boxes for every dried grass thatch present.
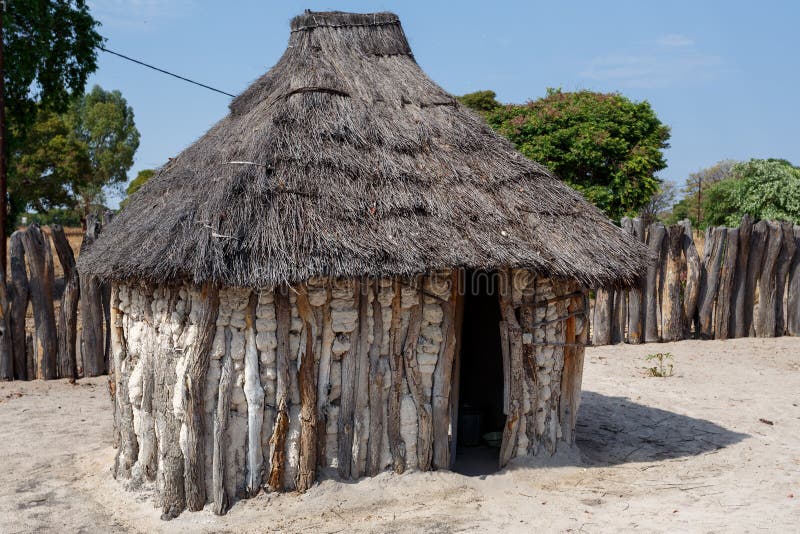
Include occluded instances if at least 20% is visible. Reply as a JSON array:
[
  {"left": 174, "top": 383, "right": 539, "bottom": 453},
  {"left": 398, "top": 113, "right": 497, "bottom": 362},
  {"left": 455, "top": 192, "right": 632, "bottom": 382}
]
[{"left": 78, "top": 11, "right": 650, "bottom": 289}]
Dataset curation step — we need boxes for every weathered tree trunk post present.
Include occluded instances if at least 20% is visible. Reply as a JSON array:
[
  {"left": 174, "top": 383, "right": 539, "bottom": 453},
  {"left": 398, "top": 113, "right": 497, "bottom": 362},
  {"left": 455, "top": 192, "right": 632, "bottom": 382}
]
[
  {"left": 714, "top": 228, "right": 739, "bottom": 340},
  {"left": 755, "top": 222, "right": 783, "bottom": 337},
  {"left": 732, "top": 215, "right": 753, "bottom": 337},
  {"left": 432, "top": 272, "right": 457, "bottom": 469},
  {"left": 625, "top": 218, "right": 645, "bottom": 343},
  {"left": 661, "top": 225, "right": 685, "bottom": 341},
  {"left": 775, "top": 222, "right": 797, "bottom": 335},
  {"left": 591, "top": 288, "right": 612, "bottom": 346},
  {"left": 611, "top": 286, "right": 626, "bottom": 344},
  {"left": 21, "top": 224, "right": 58, "bottom": 379},
  {"left": 51, "top": 224, "right": 79, "bottom": 380},
  {"left": 745, "top": 220, "right": 769, "bottom": 336},
  {"left": 0, "top": 265, "right": 12, "bottom": 380},
  {"left": 9, "top": 231, "right": 29, "bottom": 380},
  {"left": 102, "top": 211, "right": 114, "bottom": 372},
  {"left": 644, "top": 223, "right": 666, "bottom": 342},
  {"left": 183, "top": 283, "right": 220, "bottom": 510},
  {"left": 678, "top": 220, "right": 701, "bottom": 337},
  {"left": 787, "top": 226, "right": 800, "bottom": 336},
  {"left": 697, "top": 227, "right": 726, "bottom": 339},
  {"left": 79, "top": 215, "right": 105, "bottom": 376}
]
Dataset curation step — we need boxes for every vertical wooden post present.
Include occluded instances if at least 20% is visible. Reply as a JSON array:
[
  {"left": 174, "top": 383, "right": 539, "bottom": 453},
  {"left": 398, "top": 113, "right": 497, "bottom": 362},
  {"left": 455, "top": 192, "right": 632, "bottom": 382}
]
[
  {"left": 755, "top": 222, "right": 783, "bottom": 337},
  {"left": 497, "top": 268, "right": 523, "bottom": 468},
  {"left": 678, "top": 220, "right": 701, "bottom": 337},
  {"left": 591, "top": 288, "right": 612, "bottom": 345},
  {"left": 732, "top": 215, "right": 753, "bottom": 337},
  {"left": 714, "top": 228, "right": 739, "bottom": 340},
  {"left": 101, "top": 211, "right": 114, "bottom": 373},
  {"left": 661, "top": 225, "right": 685, "bottom": 341},
  {"left": 387, "top": 278, "right": 406, "bottom": 474},
  {"left": 698, "top": 227, "right": 726, "bottom": 339},
  {"left": 403, "top": 282, "right": 433, "bottom": 471},
  {"left": 644, "top": 223, "right": 666, "bottom": 342},
  {"left": 296, "top": 285, "right": 319, "bottom": 492},
  {"left": 80, "top": 215, "right": 105, "bottom": 376},
  {"left": 51, "top": 224, "right": 79, "bottom": 380},
  {"left": 744, "top": 220, "right": 769, "bottom": 336},
  {"left": 775, "top": 222, "right": 797, "bottom": 336},
  {"left": 432, "top": 271, "right": 458, "bottom": 470},
  {"left": 183, "top": 283, "right": 220, "bottom": 510},
  {"left": 337, "top": 280, "right": 360, "bottom": 479},
  {"left": 267, "top": 284, "right": 291, "bottom": 491},
  {"left": 351, "top": 278, "right": 371, "bottom": 478},
  {"left": 366, "top": 281, "right": 386, "bottom": 476},
  {"left": 9, "top": 231, "right": 29, "bottom": 380},
  {"left": 787, "top": 226, "right": 800, "bottom": 336},
  {"left": 625, "top": 218, "right": 645, "bottom": 343},
  {"left": 0, "top": 264, "right": 12, "bottom": 380},
  {"left": 21, "top": 224, "right": 57, "bottom": 379},
  {"left": 611, "top": 286, "right": 626, "bottom": 344}
]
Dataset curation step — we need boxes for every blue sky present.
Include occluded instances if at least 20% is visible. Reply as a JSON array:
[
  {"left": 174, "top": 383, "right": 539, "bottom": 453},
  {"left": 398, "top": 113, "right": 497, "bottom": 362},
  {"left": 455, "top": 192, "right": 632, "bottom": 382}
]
[{"left": 86, "top": 0, "right": 800, "bottom": 207}]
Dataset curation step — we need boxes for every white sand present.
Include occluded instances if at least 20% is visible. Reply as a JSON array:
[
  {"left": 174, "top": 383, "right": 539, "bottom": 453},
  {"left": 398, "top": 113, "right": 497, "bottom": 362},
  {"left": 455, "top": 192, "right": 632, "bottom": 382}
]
[{"left": 1, "top": 337, "right": 798, "bottom": 533}]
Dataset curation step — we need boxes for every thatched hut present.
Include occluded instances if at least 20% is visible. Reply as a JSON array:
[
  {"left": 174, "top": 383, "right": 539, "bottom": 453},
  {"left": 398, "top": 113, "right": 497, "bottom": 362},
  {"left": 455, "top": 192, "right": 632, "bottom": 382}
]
[{"left": 78, "top": 11, "right": 648, "bottom": 517}]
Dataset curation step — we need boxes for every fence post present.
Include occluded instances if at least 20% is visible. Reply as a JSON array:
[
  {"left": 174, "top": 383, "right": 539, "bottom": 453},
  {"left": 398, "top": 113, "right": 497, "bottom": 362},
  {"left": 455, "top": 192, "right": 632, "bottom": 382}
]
[
  {"left": 678, "top": 220, "right": 701, "bottom": 337},
  {"left": 732, "top": 215, "right": 753, "bottom": 337},
  {"left": 644, "top": 223, "right": 666, "bottom": 342},
  {"left": 80, "top": 215, "right": 105, "bottom": 376},
  {"left": 787, "top": 225, "right": 800, "bottom": 336},
  {"left": 0, "top": 265, "right": 12, "bottom": 380},
  {"left": 698, "top": 227, "right": 726, "bottom": 339},
  {"left": 755, "top": 222, "right": 783, "bottom": 337},
  {"left": 51, "top": 224, "right": 80, "bottom": 380},
  {"left": 625, "top": 217, "right": 645, "bottom": 343},
  {"left": 21, "top": 224, "right": 58, "bottom": 379},
  {"left": 9, "top": 231, "right": 29, "bottom": 380},
  {"left": 715, "top": 228, "right": 739, "bottom": 340},
  {"left": 775, "top": 222, "right": 797, "bottom": 336}
]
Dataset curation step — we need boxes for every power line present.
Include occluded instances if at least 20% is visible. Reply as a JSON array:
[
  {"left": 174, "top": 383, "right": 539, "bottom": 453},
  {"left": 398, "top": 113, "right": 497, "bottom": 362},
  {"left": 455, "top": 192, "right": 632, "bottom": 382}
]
[{"left": 98, "top": 45, "right": 236, "bottom": 98}]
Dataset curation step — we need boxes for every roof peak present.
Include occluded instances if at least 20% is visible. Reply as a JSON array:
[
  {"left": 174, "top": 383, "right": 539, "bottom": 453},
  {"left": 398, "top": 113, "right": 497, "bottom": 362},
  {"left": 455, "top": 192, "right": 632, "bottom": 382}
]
[{"left": 290, "top": 11, "right": 400, "bottom": 32}]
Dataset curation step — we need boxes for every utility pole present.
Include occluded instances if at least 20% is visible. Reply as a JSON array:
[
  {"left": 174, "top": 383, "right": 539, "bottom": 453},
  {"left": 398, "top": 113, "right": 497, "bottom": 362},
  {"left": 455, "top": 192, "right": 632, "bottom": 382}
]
[{"left": 0, "top": 0, "right": 6, "bottom": 275}]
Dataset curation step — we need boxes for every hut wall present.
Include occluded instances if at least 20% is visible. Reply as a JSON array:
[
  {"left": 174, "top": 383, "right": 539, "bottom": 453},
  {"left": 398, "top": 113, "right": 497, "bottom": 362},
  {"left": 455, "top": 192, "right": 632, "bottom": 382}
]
[{"left": 110, "top": 270, "right": 587, "bottom": 514}]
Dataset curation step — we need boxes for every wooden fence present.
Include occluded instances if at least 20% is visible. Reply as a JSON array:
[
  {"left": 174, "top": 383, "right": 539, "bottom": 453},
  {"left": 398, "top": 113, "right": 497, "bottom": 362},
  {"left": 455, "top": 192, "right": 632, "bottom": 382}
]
[
  {"left": 0, "top": 213, "right": 113, "bottom": 381},
  {"left": 591, "top": 215, "right": 800, "bottom": 345}
]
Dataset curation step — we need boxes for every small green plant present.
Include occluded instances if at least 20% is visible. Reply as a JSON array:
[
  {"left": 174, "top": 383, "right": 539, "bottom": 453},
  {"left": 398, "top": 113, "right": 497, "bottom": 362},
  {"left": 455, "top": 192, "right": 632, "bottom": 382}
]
[{"left": 645, "top": 352, "right": 674, "bottom": 377}]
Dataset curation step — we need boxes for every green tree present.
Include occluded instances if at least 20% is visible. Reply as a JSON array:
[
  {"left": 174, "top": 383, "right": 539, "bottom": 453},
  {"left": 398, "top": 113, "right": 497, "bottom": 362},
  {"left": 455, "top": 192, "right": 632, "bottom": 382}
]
[
  {"left": 457, "top": 90, "right": 501, "bottom": 113},
  {"left": 671, "top": 159, "right": 736, "bottom": 227},
  {"left": 119, "top": 168, "right": 154, "bottom": 209},
  {"left": 9, "top": 86, "right": 139, "bottom": 224},
  {"left": 70, "top": 86, "right": 140, "bottom": 218},
  {"left": 460, "top": 88, "right": 670, "bottom": 221},
  {"left": 703, "top": 159, "right": 800, "bottom": 226},
  {"left": 3, "top": 1, "right": 102, "bottom": 130}
]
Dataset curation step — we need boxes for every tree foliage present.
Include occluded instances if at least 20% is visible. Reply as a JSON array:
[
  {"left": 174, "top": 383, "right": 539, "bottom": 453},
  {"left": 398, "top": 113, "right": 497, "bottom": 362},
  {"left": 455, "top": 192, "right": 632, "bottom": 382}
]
[
  {"left": 702, "top": 159, "right": 800, "bottom": 226},
  {"left": 667, "top": 159, "right": 736, "bottom": 227},
  {"left": 4, "top": 0, "right": 102, "bottom": 131},
  {"left": 459, "top": 88, "right": 670, "bottom": 221},
  {"left": 120, "top": 168, "right": 154, "bottom": 209},
  {"left": 9, "top": 86, "right": 140, "bottom": 223}
]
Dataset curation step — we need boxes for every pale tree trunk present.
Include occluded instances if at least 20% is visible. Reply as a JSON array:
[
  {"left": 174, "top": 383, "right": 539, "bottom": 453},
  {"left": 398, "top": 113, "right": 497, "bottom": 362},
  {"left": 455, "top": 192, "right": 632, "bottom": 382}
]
[
  {"left": 50, "top": 224, "right": 79, "bottom": 380},
  {"left": 698, "top": 227, "right": 726, "bottom": 339},
  {"left": 21, "top": 224, "right": 57, "bottom": 379},
  {"left": 775, "top": 222, "right": 797, "bottom": 335},
  {"left": 661, "top": 225, "right": 685, "bottom": 341},
  {"left": 678, "top": 220, "right": 701, "bottom": 337},
  {"left": 745, "top": 221, "right": 769, "bottom": 336},
  {"left": 644, "top": 223, "right": 666, "bottom": 342}
]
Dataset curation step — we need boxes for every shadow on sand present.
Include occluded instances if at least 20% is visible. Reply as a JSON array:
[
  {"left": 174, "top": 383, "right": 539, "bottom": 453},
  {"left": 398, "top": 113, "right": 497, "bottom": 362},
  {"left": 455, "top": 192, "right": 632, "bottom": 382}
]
[{"left": 576, "top": 391, "right": 748, "bottom": 466}]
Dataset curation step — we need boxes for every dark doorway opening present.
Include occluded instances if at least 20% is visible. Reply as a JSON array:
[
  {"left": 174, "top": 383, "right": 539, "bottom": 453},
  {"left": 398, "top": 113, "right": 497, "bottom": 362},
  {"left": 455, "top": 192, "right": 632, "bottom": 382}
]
[{"left": 453, "top": 270, "right": 505, "bottom": 476}]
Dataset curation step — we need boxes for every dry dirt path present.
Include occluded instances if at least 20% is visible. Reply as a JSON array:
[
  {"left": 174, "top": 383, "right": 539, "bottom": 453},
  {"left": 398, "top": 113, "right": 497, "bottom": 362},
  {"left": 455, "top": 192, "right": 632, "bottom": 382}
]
[{"left": 1, "top": 337, "right": 798, "bottom": 533}]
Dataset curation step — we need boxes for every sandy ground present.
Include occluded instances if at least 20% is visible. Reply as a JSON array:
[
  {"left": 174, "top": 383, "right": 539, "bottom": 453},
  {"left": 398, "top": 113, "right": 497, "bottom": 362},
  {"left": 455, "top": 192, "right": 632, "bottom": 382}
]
[{"left": 1, "top": 337, "right": 798, "bottom": 533}]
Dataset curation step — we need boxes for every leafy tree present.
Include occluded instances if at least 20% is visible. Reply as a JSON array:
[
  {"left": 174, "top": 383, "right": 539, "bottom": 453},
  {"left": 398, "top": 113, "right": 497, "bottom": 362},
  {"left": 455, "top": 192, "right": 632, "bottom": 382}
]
[
  {"left": 703, "top": 159, "right": 800, "bottom": 226},
  {"left": 460, "top": 88, "right": 670, "bottom": 221},
  {"left": 120, "top": 168, "right": 154, "bottom": 209},
  {"left": 3, "top": 0, "right": 102, "bottom": 130},
  {"left": 671, "top": 159, "right": 736, "bottom": 227},
  {"left": 3, "top": 0, "right": 102, "bottom": 238},
  {"left": 9, "top": 86, "right": 140, "bottom": 224},
  {"left": 70, "top": 86, "right": 140, "bottom": 217},
  {"left": 457, "top": 90, "right": 501, "bottom": 113}
]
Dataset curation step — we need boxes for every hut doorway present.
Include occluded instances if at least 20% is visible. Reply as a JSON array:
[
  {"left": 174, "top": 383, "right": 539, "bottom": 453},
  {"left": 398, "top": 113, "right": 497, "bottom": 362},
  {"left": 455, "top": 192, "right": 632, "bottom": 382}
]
[{"left": 452, "top": 270, "right": 506, "bottom": 476}]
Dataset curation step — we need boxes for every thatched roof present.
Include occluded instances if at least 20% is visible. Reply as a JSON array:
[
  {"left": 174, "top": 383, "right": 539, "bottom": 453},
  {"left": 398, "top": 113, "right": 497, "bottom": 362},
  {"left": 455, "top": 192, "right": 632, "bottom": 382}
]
[{"left": 78, "top": 11, "right": 650, "bottom": 289}]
